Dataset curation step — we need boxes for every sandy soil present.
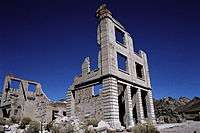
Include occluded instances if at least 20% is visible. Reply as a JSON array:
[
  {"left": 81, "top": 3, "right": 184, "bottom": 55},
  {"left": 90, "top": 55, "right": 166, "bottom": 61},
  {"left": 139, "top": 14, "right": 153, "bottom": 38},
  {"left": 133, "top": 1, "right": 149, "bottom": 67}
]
[{"left": 158, "top": 121, "right": 200, "bottom": 133}]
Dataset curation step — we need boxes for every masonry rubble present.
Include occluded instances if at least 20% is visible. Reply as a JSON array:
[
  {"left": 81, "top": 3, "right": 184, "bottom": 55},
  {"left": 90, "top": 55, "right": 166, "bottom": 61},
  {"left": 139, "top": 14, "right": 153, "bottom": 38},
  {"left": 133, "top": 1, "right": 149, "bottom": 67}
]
[{"left": 0, "top": 4, "right": 156, "bottom": 129}]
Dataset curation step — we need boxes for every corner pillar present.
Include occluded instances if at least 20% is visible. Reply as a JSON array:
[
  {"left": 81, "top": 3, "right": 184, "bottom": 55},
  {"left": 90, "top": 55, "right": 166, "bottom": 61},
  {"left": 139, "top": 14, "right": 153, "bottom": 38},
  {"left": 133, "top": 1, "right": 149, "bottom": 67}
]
[
  {"left": 102, "top": 77, "right": 121, "bottom": 128},
  {"left": 146, "top": 90, "right": 156, "bottom": 124},
  {"left": 66, "top": 86, "right": 75, "bottom": 117}
]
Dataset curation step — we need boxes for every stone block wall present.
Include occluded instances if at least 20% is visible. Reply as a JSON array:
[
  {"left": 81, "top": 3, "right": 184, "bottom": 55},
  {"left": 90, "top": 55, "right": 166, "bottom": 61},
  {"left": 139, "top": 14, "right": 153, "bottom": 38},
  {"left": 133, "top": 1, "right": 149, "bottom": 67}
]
[{"left": 73, "top": 86, "right": 103, "bottom": 122}]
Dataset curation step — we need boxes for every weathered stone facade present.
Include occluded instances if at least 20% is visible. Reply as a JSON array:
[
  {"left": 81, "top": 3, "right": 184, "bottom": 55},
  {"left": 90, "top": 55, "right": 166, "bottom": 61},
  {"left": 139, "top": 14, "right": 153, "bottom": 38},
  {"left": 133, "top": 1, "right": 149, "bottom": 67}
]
[
  {"left": 66, "top": 5, "right": 156, "bottom": 129},
  {"left": 0, "top": 75, "right": 67, "bottom": 123}
]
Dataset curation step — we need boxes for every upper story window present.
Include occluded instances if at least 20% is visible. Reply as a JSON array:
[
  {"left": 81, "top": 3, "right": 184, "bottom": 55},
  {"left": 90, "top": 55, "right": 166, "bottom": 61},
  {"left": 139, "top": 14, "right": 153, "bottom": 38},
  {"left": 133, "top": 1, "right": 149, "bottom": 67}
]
[
  {"left": 117, "top": 53, "right": 128, "bottom": 73},
  {"left": 135, "top": 62, "right": 144, "bottom": 80},
  {"left": 115, "top": 27, "right": 125, "bottom": 45}
]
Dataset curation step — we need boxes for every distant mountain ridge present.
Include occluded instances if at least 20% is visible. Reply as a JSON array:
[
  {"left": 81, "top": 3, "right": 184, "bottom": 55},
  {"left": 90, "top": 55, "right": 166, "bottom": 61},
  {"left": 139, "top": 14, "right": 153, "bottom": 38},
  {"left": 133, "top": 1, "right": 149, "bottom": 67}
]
[{"left": 176, "top": 97, "right": 200, "bottom": 113}]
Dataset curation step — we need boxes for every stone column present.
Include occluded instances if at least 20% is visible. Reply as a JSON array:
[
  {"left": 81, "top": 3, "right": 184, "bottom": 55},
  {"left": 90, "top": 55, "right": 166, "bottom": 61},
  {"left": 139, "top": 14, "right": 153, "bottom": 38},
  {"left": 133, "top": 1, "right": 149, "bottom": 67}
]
[
  {"left": 66, "top": 86, "right": 75, "bottom": 117},
  {"left": 136, "top": 88, "right": 145, "bottom": 123},
  {"left": 102, "top": 77, "right": 121, "bottom": 128},
  {"left": 66, "top": 90, "right": 72, "bottom": 117},
  {"left": 125, "top": 85, "right": 134, "bottom": 128},
  {"left": 146, "top": 90, "right": 156, "bottom": 124}
]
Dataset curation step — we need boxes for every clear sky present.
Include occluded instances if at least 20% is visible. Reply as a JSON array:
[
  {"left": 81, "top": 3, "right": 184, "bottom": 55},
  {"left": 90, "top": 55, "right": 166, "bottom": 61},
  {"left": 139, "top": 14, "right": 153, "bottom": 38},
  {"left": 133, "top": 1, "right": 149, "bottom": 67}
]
[{"left": 0, "top": 0, "right": 199, "bottom": 100}]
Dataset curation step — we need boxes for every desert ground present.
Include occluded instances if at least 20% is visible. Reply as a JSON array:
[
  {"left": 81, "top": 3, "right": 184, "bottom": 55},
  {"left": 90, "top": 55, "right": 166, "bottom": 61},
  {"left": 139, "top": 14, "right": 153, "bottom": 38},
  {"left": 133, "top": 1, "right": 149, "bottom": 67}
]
[{"left": 157, "top": 121, "right": 200, "bottom": 133}]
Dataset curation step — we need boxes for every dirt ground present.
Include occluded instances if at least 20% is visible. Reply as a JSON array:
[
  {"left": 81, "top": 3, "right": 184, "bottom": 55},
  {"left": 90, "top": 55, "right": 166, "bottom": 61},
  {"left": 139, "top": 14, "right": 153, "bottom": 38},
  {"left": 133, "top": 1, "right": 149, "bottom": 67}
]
[{"left": 158, "top": 121, "right": 200, "bottom": 133}]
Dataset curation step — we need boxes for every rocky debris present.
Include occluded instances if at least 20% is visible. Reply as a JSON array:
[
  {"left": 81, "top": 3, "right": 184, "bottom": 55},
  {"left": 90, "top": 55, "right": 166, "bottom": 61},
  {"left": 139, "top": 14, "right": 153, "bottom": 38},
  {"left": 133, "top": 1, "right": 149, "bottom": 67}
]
[
  {"left": 92, "top": 120, "right": 125, "bottom": 133},
  {"left": 94, "top": 120, "right": 111, "bottom": 132},
  {"left": 54, "top": 117, "right": 118, "bottom": 133},
  {"left": 53, "top": 115, "right": 84, "bottom": 133},
  {"left": 87, "top": 125, "right": 95, "bottom": 133}
]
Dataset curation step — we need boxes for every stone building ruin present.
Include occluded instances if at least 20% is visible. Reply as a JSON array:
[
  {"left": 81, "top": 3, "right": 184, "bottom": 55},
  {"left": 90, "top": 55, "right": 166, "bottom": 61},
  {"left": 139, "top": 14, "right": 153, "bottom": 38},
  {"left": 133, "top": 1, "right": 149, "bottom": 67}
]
[
  {"left": 0, "top": 75, "right": 67, "bottom": 123},
  {"left": 66, "top": 4, "right": 156, "bottom": 129}
]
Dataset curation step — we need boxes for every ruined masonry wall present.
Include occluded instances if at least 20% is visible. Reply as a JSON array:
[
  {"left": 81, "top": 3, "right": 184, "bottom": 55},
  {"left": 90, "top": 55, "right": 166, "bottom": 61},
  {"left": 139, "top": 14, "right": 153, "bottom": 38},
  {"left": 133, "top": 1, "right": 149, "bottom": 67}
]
[{"left": 74, "top": 86, "right": 103, "bottom": 122}]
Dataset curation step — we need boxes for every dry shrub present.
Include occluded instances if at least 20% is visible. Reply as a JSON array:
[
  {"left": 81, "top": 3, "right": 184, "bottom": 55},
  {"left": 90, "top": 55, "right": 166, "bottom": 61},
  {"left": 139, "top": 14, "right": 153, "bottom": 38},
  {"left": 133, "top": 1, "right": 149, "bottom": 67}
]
[
  {"left": 0, "top": 117, "right": 6, "bottom": 125},
  {"left": 85, "top": 118, "right": 98, "bottom": 127},
  {"left": 19, "top": 117, "right": 31, "bottom": 129},
  {"left": 83, "top": 118, "right": 99, "bottom": 133},
  {"left": 11, "top": 116, "right": 20, "bottom": 124},
  {"left": 130, "top": 123, "right": 159, "bottom": 133},
  {"left": 107, "top": 129, "right": 116, "bottom": 133},
  {"left": 45, "top": 121, "right": 53, "bottom": 132},
  {"left": 0, "top": 117, "right": 12, "bottom": 126},
  {"left": 21, "top": 117, "right": 31, "bottom": 125},
  {"left": 26, "top": 121, "right": 40, "bottom": 133},
  {"left": 51, "top": 123, "right": 74, "bottom": 133}
]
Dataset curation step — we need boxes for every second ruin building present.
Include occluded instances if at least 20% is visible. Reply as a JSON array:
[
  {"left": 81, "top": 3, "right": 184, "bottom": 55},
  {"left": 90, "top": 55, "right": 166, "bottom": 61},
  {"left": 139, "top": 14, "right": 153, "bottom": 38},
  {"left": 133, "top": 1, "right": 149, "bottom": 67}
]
[{"left": 0, "top": 75, "right": 67, "bottom": 123}]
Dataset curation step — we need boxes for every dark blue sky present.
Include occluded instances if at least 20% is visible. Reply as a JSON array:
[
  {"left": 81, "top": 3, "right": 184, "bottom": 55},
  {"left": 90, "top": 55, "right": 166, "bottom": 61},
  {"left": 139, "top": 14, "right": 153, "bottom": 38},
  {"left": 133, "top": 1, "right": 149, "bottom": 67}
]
[{"left": 0, "top": 0, "right": 200, "bottom": 100}]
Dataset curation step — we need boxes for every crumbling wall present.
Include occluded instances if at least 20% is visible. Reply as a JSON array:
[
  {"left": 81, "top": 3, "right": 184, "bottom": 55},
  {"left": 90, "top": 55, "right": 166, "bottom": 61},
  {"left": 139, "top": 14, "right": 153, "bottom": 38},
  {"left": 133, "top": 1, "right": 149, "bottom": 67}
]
[
  {"left": 0, "top": 75, "right": 49, "bottom": 122},
  {"left": 0, "top": 75, "right": 69, "bottom": 123},
  {"left": 73, "top": 86, "right": 103, "bottom": 122}
]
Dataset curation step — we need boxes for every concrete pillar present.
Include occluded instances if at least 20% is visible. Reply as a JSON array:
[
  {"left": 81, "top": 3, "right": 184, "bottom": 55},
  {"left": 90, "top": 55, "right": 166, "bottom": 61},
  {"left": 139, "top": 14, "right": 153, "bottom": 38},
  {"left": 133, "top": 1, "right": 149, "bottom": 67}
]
[
  {"left": 136, "top": 88, "right": 145, "bottom": 123},
  {"left": 125, "top": 85, "right": 134, "bottom": 128},
  {"left": 146, "top": 90, "right": 156, "bottom": 124},
  {"left": 102, "top": 77, "right": 121, "bottom": 128}
]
